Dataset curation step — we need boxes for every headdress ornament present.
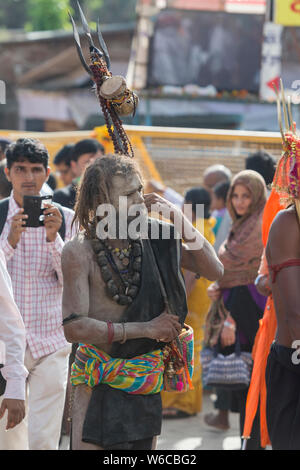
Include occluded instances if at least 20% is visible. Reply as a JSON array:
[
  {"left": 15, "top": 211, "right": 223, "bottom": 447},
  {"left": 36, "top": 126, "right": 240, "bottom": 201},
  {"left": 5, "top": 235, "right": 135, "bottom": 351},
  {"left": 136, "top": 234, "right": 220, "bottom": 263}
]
[
  {"left": 70, "top": 2, "right": 138, "bottom": 158},
  {"left": 272, "top": 79, "right": 300, "bottom": 219}
]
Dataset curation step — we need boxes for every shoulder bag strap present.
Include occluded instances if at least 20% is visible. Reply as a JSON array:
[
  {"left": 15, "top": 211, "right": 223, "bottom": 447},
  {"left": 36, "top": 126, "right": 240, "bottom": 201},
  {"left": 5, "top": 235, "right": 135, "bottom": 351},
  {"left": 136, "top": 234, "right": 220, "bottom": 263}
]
[{"left": 0, "top": 198, "right": 9, "bottom": 237}]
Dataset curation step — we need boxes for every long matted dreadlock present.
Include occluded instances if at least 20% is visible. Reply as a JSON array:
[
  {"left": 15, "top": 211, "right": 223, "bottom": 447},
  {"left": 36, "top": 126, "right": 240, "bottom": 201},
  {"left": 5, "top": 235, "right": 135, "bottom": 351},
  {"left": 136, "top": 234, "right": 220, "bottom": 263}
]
[{"left": 73, "top": 154, "right": 142, "bottom": 238}]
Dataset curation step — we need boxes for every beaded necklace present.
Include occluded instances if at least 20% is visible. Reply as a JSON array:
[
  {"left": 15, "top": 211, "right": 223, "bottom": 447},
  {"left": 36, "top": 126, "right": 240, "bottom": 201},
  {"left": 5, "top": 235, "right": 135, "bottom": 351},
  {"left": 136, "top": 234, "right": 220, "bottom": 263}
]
[{"left": 92, "top": 238, "right": 142, "bottom": 306}]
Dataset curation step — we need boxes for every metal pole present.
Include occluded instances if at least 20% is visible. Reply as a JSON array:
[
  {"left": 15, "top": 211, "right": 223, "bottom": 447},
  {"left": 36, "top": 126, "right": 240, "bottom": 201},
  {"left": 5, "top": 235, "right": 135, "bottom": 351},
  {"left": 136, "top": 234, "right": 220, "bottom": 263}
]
[{"left": 241, "top": 438, "right": 248, "bottom": 450}]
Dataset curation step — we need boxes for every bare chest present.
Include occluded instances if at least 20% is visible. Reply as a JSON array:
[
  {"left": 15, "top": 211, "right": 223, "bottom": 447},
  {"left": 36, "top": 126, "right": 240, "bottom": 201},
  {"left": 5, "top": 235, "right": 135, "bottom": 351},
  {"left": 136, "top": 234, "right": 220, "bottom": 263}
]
[{"left": 87, "top": 251, "right": 128, "bottom": 323}]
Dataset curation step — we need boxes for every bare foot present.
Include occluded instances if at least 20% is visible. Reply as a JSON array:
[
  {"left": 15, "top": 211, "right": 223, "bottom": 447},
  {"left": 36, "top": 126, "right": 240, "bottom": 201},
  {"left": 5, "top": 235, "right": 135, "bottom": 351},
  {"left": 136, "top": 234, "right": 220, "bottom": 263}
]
[{"left": 204, "top": 411, "right": 230, "bottom": 431}]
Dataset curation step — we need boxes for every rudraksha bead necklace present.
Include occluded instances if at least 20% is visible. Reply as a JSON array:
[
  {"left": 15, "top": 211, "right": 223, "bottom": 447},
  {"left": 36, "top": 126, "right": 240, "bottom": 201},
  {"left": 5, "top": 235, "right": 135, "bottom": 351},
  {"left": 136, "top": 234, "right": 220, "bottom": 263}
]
[{"left": 91, "top": 238, "right": 142, "bottom": 306}]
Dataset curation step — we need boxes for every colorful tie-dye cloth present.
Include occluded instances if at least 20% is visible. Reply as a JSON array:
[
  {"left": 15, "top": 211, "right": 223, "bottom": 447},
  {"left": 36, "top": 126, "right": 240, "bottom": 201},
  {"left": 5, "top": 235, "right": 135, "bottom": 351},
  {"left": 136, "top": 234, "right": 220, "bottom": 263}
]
[{"left": 71, "top": 343, "right": 164, "bottom": 395}]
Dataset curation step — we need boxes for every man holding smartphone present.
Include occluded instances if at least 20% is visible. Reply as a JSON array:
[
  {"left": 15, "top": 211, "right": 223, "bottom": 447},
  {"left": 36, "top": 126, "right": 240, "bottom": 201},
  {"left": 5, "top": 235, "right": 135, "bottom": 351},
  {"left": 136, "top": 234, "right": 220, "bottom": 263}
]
[{"left": 0, "top": 138, "right": 77, "bottom": 450}]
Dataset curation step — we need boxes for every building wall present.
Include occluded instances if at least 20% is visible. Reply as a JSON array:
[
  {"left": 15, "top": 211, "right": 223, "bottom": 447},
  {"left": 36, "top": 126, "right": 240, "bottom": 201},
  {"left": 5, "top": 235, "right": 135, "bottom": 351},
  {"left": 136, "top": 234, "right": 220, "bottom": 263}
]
[{"left": 0, "top": 28, "right": 134, "bottom": 130}]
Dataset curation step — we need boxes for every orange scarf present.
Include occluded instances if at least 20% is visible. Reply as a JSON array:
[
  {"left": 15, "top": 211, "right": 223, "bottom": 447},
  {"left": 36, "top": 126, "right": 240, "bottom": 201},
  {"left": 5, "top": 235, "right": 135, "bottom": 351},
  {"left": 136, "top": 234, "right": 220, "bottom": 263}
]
[{"left": 242, "top": 189, "right": 283, "bottom": 447}]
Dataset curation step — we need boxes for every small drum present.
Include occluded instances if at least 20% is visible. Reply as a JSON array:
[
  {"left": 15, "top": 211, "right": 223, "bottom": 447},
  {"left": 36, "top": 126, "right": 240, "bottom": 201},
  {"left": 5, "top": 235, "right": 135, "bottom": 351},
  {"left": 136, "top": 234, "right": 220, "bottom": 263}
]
[
  {"left": 99, "top": 76, "right": 139, "bottom": 117},
  {"left": 100, "top": 75, "right": 127, "bottom": 100}
]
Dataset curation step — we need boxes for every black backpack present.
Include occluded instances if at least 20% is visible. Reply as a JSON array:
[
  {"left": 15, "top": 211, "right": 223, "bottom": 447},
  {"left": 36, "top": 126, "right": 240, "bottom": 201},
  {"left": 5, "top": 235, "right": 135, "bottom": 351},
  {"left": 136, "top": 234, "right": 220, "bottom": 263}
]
[{"left": 0, "top": 197, "right": 66, "bottom": 240}]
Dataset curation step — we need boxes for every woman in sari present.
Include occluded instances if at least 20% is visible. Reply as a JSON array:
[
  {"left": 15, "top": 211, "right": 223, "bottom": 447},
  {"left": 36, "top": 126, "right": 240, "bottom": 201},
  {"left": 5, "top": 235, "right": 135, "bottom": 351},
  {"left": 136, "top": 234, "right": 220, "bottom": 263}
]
[
  {"left": 205, "top": 170, "right": 267, "bottom": 449},
  {"left": 162, "top": 187, "right": 216, "bottom": 418}
]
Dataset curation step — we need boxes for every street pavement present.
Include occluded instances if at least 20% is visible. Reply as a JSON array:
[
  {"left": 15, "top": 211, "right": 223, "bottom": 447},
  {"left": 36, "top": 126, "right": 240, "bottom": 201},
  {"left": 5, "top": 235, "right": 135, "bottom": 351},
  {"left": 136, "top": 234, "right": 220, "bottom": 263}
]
[
  {"left": 157, "top": 391, "right": 241, "bottom": 451},
  {"left": 60, "top": 390, "right": 242, "bottom": 451}
]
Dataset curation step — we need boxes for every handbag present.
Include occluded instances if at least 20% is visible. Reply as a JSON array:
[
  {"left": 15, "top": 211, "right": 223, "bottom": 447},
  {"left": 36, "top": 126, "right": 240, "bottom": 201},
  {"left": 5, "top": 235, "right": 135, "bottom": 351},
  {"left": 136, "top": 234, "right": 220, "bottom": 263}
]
[
  {"left": 163, "top": 323, "right": 194, "bottom": 393},
  {"left": 201, "top": 337, "right": 253, "bottom": 391}
]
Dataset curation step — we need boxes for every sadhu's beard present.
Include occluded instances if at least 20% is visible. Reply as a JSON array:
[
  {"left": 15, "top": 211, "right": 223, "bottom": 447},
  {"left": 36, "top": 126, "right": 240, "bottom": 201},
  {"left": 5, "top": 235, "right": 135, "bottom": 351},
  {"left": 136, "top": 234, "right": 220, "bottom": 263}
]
[
  {"left": 95, "top": 203, "right": 149, "bottom": 240},
  {"left": 127, "top": 203, "right": 148, "bottom": 221},
  {"left": 116, "top": 203, "right": 149, "bottom": 239}
]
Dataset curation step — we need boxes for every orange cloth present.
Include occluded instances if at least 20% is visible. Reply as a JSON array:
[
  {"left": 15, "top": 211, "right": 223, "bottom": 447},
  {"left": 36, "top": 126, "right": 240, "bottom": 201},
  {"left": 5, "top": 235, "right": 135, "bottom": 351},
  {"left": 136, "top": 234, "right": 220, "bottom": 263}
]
[
  {"left": 262, "top": 190, "right": 282, "bottom": 247},
  {"left": 242, "top": 189, "right": 284, "bottom": 446}
]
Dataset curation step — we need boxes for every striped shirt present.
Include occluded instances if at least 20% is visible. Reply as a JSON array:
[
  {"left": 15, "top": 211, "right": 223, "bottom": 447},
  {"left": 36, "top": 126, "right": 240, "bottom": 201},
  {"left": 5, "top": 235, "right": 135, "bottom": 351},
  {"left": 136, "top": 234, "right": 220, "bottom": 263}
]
[{"left": 0, "top": 195, "right": 76, "bottom": 360}]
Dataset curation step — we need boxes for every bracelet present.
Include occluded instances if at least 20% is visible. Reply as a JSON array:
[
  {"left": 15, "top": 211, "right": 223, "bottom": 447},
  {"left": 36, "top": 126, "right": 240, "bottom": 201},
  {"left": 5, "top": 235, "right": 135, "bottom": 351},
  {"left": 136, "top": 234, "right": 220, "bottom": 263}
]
[
  {"left": 224, "top": 320, "right": 236, "bottom": 331},
  {"left": 107, "top": 321, "right": 114, "bottom": 345},
  {"left": 120, "top": 323, "right": 127, "bottom": 344},
  {"left": 254, "top": 274, "right": 265, "bottom": 287}
]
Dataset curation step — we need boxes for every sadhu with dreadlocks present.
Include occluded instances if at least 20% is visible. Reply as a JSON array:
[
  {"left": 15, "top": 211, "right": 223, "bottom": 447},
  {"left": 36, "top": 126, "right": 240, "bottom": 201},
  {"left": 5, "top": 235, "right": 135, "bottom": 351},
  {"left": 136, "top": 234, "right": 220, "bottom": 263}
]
[
  {"left": 264, "top": 84, "right": 300, "bottom": 450},
  {"left": 61, "top": 154, "right": 223, "bottom": 450}
]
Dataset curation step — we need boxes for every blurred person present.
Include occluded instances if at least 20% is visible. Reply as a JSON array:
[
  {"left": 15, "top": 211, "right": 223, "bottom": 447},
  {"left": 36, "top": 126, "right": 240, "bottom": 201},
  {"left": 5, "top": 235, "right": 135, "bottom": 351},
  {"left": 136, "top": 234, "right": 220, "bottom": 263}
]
[
  {"left": 236, "top": 151, "right": 277, "bottom": 442},
  {"left": 70, "top": 139, "right": 105, "bottom": 179},
  {"left": 162, "top": 187, "right": 216, "bottom": 418},
  {"left": 210, "top": 180, "right": 231, "bottom": 253},
  {"left": 0, "top": 160, "right": 12, "bottom": 200},
  {"left": 46, "top": 173, "right": 57, "bottom": 192},
  {"left": 53, "top": 139, "right": 105, "bottom": 210},
  {"left": 205, "top": 170, "right": 267, "bottom": 449},
  {"left": 0, "top": 139, "right": 11, "bottom": 162},
  {"left": 203, "top": 164, "right": 232, "bottom": 196},
  {"left": 145, "top": 179, "right": 184, "bottom": 208},
  {"left": 0, "top": 138, "right": 77, "bottom": 450},
  {"left": 204, "top": 179, "right": 232, "bottom": 431},
  {"left": 55, "top": 148, "right": 77, "bottom": 438},
  {"left": 0, "top": 249, "right": 27, "bottom": 437},
  {"left": 245, "top": 151, "right": 276, "bottom": 194},
  {"left": 53, "top": 144, "right": 75, "bottom": 187}
]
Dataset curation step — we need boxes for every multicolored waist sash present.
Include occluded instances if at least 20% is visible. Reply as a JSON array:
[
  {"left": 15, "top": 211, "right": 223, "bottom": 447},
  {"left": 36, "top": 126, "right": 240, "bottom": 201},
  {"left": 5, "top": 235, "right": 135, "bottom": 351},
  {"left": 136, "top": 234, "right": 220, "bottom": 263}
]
[{"left": 70, "top": 343, "right": 164, "bottom": 395}]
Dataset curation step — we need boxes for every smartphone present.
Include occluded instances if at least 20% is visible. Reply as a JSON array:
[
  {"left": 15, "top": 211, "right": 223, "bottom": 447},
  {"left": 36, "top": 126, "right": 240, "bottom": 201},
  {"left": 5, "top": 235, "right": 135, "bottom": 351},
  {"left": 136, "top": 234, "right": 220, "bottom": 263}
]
[{"left": 23, "top": 195, "right": 52, "bottom": 227}]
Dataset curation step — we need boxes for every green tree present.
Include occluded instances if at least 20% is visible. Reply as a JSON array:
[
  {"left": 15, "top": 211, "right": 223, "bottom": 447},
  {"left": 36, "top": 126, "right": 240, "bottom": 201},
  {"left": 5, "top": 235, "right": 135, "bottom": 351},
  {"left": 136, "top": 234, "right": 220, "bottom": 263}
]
[
  {"left": 26, "top": 0, "right": 72, "bottom": 31},
  {"left": 0, "top": 0, "right": 138, "bottom": 31}
]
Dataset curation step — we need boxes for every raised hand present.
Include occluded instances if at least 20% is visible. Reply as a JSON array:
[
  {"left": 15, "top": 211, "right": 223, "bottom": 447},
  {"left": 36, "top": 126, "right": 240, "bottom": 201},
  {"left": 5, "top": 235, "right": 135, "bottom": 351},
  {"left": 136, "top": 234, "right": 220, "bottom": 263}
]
[
  {"left": 43, "top": 204, "right": 62, "bottom": 243},
  {"left": 7, "top": 209, "right": 28, "bottom": 248},
  {"left": 144, "top": 193, "right": 180, "bottom": 224},
  {"left": 207, "top": 282, "right": 222, "bottom": 302},
  {"left": 147, "top": 311, "right": 182, "bottom": 343}
]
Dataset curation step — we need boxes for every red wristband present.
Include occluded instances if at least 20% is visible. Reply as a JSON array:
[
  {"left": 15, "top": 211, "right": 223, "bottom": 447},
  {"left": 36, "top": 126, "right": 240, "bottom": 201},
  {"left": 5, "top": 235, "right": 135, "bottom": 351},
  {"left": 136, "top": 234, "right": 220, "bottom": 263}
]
[{"left": 107, "top": 321, "right": 114, "bottom": 345}]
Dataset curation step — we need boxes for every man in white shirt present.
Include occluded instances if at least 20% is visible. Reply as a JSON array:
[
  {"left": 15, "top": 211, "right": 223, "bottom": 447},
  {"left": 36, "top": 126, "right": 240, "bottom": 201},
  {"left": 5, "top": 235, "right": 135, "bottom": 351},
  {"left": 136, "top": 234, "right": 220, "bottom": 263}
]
[{"left": 0, "top": 249, "right": 27, "bottom": 430}]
